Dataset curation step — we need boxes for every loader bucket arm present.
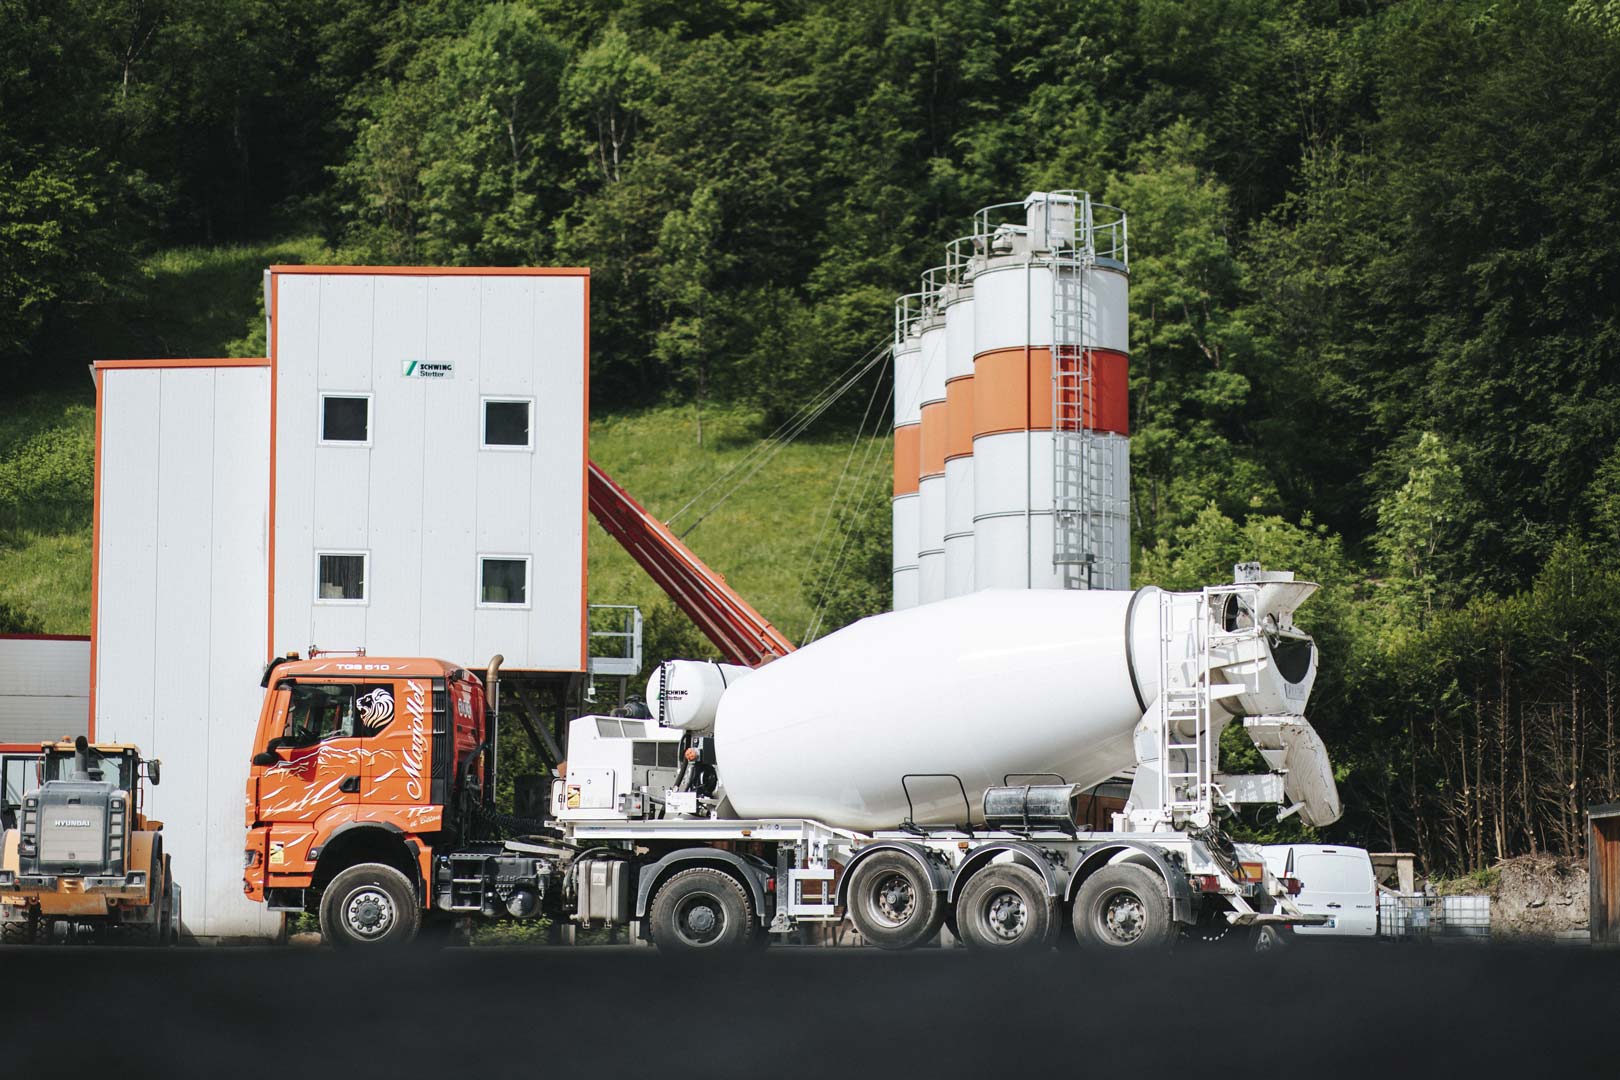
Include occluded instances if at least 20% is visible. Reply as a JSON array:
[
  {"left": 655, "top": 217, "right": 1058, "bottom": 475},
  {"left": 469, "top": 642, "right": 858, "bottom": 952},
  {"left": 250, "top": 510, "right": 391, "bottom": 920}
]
[{"left": 587, "top": 460, "right": 795, "bottom": 668}]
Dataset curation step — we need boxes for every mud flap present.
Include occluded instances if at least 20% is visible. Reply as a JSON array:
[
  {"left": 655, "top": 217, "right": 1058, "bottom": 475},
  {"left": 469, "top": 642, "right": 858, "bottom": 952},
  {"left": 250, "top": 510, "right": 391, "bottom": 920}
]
[{"left": 1243, "top": 715, "right": 1342, "bottom": 827}]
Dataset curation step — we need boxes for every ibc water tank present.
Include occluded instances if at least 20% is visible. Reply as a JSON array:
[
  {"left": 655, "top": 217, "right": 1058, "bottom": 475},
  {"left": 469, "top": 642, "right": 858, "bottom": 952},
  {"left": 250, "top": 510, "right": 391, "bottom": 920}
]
[{"left": 714, "top": 588, "right": 1162, "bottom": 829}]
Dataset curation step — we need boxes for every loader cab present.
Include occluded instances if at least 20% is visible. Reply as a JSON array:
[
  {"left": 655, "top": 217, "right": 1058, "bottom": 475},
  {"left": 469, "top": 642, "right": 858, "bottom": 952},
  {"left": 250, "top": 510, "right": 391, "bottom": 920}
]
[
  {"left": 0, "top": 752, "right": 41, "bottom": 832},
  {"left": 37, "top": 741, "right": 156, "bottom": 819}
]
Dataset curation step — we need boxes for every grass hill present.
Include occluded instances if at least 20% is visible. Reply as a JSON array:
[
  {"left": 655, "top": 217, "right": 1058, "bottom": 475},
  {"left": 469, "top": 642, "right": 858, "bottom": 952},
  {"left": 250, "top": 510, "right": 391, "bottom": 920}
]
[{"left": 0, "top": 241, "right": 889, "bottom": 648}]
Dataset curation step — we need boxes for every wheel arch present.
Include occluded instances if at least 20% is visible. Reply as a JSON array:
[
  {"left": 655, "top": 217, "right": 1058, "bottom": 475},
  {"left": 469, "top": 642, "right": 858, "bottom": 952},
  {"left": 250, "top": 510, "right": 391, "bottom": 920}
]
[
  {"left": 311, "top": 823, "right": 421, "bottom": 900},
  {"left": 1068, "top": 842, "right": 1195, "bottom": 924},
  {"left": 947, "top": 841, "right": 1066, "bottom": 904},
  {"left": 635, "top": 849, "right": 773, "bottom": 926},
  {"left": 835, "top": 841, "right": 950, "bottom": 909}
]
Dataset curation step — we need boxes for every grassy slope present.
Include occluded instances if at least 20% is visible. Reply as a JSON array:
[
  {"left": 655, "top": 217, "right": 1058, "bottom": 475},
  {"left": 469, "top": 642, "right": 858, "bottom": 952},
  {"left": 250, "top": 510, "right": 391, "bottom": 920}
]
[{"left": 0, "top": 239, "right": 888, "bottom": 641}]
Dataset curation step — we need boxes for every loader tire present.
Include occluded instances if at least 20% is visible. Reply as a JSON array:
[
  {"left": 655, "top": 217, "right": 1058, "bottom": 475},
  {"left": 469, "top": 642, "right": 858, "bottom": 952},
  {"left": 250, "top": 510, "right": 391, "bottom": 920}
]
[
  {"left": 955, "top": 864, "right": 1058, "bottom": 951},
  {"left": 320, "top": 863, "right": 421, "bottom": 948},
  {"left": 845, "top": 851, "right": 944, "bottom": 950},
  {"left": 1071, "top": 864, "right": 1177, "bottom": 951}
]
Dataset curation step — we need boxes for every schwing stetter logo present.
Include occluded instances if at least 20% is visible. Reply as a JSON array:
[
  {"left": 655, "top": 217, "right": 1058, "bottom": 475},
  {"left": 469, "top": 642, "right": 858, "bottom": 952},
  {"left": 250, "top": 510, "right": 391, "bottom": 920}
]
[{"left": 355, "top": 686, "right": 395, "bottom": 736}]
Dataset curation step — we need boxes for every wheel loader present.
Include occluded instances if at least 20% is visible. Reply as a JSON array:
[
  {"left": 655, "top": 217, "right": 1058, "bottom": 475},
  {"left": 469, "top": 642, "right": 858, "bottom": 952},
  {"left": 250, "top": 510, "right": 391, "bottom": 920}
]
[{"left": 0, "top": 737, "right": 178, "bottom": 944}]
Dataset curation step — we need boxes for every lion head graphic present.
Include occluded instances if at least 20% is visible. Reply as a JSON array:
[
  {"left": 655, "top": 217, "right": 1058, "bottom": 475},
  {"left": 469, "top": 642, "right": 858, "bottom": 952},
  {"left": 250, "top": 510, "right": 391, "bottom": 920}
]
[{"left": 355, "top": 686, "right": 395, "bottom": 736}]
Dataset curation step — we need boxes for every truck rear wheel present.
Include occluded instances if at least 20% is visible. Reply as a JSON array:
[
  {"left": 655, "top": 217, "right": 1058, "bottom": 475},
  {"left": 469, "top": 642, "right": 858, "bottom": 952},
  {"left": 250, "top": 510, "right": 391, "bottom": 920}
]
[
  {"left": 846, "top": 852, "right": 944, "bottom": 950},
  {"left": 955, "top": 864, "right": 1058, "bottom": 951},
  {"left": 648, "top": 867, "right": 755, "bottom": 951},
  {"left": 1071, "top": 865, "right": 1176, "bottom": 951},
  {"left": 319, "top": 863, "right": 421, "bottom": 948}
]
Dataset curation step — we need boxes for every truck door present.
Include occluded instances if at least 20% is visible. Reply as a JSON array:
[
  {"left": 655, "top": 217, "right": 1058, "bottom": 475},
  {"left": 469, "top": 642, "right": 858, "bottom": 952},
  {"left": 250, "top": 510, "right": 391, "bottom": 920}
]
[
  {"left": 256, "top": 681, "right": 373, "bottom": 822},
  {"left": 360, "top": 677, "right": 437, "bottom": 808}
]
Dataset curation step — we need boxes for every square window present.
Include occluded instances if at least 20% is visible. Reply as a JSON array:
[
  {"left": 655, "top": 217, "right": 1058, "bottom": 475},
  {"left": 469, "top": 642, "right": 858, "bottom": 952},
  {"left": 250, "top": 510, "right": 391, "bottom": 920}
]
[
  {"left": 480, "top": 557, "right": 528, "bottom": 606},
  {"left": 321, "top": 395, "right": 370, "bottom": 443},
  {"left": 482, "top": 399, "right": 532, "bottom": 448},
  {"left": 316, "top": 552, "right": 367, "bottom": 602}
]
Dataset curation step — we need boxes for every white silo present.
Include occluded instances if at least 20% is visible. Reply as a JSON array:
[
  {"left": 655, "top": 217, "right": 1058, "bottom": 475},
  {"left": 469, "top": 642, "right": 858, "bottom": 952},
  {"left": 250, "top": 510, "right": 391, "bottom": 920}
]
[
  {"left": 970, "top": 191, "right": 1130, "bottom": 591},
  {"left": 914, "top": 269, "right": 949, "bottom": 604},
  {"left": 942, "top": 236, "right": 979, "bottom": 597},
  {"left": 890, "top": 294, "right": 924, "bottom": 610}
]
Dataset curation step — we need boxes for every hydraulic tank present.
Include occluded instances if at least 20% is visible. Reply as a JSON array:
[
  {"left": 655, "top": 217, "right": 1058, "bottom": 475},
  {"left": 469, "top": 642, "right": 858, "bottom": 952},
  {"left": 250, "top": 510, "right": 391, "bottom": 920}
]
[
  {"left": 714, "top": 588, "right": 1161, "bottom": 830},
  {"left": 647, "top": 660, "right": 753, "bottom": 733}
]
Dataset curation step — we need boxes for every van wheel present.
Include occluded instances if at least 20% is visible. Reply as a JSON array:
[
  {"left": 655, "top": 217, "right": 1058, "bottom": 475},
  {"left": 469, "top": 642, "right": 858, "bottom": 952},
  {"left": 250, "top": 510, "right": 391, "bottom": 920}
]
[
  {"left": 320, "top": 863, "right": 421, "bottom": 948},
  {"left": 648, "top": 868, "right": 755, "bottom": 951},
  {"left": 955, "top": 864, "right": 1058, "bottom": 951},
  {"left": 1071, "top": 865, "right": 1176, "bottom": 950},
  {"left": 845, "top": 852, "right": 944, "bottom": 950}
]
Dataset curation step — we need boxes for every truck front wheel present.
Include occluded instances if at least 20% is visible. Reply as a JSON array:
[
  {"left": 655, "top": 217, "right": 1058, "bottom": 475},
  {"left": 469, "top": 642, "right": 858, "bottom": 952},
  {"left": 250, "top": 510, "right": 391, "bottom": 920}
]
[
  {"left": 1070, "top": 865, "right": 1176, "bottom": 951},
  {"left": 319, "top": 863, "right": 421, "bottom": 948},
  {"left": 648, "top": 867, "right": 755, "bottom": 951}
]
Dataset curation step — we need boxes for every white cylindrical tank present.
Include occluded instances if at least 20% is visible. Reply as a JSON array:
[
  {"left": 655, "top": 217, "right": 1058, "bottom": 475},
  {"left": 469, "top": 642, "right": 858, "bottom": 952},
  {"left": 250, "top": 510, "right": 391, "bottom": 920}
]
[
  {"left": 890, "top": 296, "right": 924, "bottom": 610},
  {"left": 648, "top": 660, "right": 754, "bottom": 733},
  {"left": 714, "top": 588, "right": 1162, "bottom": 829},
  {"left": 942, "top": 268, "right": 976, "bottom": 598},
  {"left": 915, "top": 275, "right": 948, "bottom": 605},
  {"left": 971, "top": 192, "right": 1131, "bottom": 592}
]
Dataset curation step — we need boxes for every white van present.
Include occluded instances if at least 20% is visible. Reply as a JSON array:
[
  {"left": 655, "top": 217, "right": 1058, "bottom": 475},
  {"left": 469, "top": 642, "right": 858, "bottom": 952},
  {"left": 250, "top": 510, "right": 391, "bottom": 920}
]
[{"left": 1261, "top": 845, "right": 1379, "bottom": 938}]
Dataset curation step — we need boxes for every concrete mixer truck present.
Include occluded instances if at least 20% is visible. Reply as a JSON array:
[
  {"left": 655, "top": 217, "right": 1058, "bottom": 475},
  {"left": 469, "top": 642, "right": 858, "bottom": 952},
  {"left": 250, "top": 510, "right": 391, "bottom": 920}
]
[{"left": 243, "top": 564, "right": 1339, "bottom": 951}]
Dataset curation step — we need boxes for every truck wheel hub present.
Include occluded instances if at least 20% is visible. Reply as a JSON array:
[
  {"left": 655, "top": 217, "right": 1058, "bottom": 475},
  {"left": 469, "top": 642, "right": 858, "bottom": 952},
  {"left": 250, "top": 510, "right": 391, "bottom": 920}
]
[
  {"left": 1101, "top": 892, "right": 1145, "bottom": 943},
  {"left": 987, "top": 892, "right": 1027, "bottom": 940},
  {"left": 874, "top": 874, "right": 915, "bottom": 925},
  {"left": 345, "top": 888, "right": 395, "bottom": 936},
  {"left": 675, "top": 895, "right": 722, "bottom": 943}
]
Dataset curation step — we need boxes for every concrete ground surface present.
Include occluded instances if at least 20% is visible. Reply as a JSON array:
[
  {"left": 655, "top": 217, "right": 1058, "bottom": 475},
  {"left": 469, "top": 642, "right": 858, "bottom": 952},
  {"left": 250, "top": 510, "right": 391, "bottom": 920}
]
[{"left": 0, "top": 943, "right": 1610, "bottom": 1076}]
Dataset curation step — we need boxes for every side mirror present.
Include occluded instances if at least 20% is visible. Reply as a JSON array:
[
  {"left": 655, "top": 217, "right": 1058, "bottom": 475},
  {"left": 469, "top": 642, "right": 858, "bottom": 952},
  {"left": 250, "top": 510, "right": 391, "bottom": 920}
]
[
  {"left": 147, "top": 759, "right": 161, "bottom": 786},
  {"left": 252, "top": 751, "right": 279, "bottom": 767}
]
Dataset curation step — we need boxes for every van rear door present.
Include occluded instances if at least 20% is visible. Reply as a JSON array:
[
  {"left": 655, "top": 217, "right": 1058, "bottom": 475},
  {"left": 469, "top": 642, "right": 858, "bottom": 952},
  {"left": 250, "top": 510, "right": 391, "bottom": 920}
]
[{"left": 1264, "top": 845, "right": 1378, "bottom": 937}]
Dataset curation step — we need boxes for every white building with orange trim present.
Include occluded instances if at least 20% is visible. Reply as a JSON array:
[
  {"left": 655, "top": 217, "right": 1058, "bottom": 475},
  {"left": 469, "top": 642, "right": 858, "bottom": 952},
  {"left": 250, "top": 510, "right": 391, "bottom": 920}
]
[{"left": 90, "top": 266, "right": 590, "bottom": 938}]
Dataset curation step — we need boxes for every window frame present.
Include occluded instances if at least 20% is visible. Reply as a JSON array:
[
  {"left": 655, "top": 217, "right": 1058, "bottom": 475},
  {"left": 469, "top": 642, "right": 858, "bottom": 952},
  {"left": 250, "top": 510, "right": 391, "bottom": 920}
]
[
  {"left": 477, "top": 554, "right": 532, "bottom": 609},
  {"left": 314, "top": 549, "right": 371, "bottom": 606},
  {"left": 318, "top": 392, "right": 374, "bottom": 447},
  {"left": 480, "top": 396, "right": 535, "bottom": 451}
]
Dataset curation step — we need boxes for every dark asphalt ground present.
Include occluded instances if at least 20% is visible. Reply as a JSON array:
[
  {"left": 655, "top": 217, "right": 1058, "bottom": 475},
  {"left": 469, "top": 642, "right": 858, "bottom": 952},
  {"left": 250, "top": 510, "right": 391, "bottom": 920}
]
[{"left": 2, "top": 941, "right": 1611, "bottom": 1077}]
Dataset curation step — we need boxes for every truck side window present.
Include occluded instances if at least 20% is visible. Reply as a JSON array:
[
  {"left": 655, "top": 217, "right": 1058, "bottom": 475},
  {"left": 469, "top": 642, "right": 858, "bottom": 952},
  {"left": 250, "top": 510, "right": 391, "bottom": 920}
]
[{"left": 277, "top": 683, "right": 396, "bottom": 747}]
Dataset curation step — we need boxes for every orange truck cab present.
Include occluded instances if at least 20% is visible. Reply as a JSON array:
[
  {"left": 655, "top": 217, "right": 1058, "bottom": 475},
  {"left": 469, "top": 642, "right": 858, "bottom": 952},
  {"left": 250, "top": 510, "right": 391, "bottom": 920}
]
[{"left": 244, "top": 654, "right": 551, "bottom": 945}]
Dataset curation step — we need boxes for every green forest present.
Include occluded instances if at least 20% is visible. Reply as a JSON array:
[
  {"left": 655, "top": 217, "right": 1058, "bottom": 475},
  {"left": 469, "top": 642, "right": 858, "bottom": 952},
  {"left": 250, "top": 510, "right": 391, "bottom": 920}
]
[{"left": 3, "top": 0, "right": 1620, "bottom": 873}]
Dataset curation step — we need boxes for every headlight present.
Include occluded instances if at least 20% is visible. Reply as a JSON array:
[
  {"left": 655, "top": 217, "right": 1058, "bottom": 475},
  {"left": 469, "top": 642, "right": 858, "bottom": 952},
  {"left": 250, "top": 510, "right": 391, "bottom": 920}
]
[{"left": 244, "top": 850, "right": 261, "bottom": 868}]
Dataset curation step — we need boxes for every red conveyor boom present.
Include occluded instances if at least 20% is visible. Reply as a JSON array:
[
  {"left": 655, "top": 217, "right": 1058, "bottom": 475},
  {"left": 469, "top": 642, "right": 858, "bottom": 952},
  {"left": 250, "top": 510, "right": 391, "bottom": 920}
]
[{"left": 587, "top": 461, "right": 795, "bottom": 668}]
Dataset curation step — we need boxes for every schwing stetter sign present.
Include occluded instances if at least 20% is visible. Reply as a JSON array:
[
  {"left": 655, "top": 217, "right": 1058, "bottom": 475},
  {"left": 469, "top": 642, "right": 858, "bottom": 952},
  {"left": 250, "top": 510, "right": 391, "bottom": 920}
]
[{"left": 402, "top": 359, "right": 454, "bottom": 378}]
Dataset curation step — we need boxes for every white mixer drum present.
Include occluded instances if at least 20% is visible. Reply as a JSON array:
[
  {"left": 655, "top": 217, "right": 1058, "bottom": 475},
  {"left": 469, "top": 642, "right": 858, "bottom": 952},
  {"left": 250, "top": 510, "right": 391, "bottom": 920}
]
[{"left": 713, "top": 589, "right": 1161, "bottom": 830}]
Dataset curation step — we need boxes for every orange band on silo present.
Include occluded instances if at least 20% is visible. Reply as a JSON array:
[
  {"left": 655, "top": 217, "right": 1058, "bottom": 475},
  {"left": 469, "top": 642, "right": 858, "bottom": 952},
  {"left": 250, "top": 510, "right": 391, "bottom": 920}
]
[
  {"left": 972, "top": 347, "right": 1130, "bottom": 437},
  {"left": 893, "top": 424, "right": 920, "bottom": 495},
  {"left": 945, "top": 378, "right": 974, "bottom": 460},
  {"left": 919, "top": 402, "right": 947, "bottom": 478}
]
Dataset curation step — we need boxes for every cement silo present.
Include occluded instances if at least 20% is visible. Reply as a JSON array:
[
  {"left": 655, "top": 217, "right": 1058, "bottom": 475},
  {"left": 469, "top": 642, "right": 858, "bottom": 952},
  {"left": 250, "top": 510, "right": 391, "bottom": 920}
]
[
  {"left": 970, "top": 191, "right": 1130, "bottom": 592},
  {"left": 915, "top": 270, "right": 949, "bottom": 605},
  {"left": 890, "top": 294, "right": 924, "bottom": 610}
]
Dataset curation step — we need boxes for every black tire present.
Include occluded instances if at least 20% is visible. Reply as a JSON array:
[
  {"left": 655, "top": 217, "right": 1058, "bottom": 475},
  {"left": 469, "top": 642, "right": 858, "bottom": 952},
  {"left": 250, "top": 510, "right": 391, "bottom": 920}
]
[
  {"left": 845, "top": 851, "right": 944, "bottom": 950},
  {"left": 319, "top": 863, "right": 421, "bottom": 948},
  {"left": 1071, "top": 864, "right": 1177, "bottom": 951},
  {"left": 647, "top": 867, "right": 756, "bottom": 952},
  {"left": 955, "top": 863, "right": 1058, "bottom": 951}
]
